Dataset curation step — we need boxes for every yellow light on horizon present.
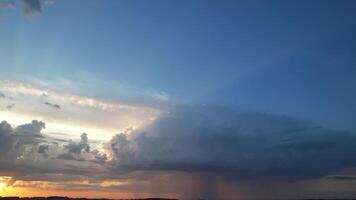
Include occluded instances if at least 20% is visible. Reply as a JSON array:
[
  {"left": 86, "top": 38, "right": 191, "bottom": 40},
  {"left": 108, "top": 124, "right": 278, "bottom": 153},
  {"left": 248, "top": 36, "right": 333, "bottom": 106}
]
[
  {"left": 0, "top": 110, "right": 118, "bottom": 141},
  {"left": 0, "top": 182, "right": 5, "bottom": 189},
  {"left": 0, "top": 181, "right": 7, "bottom": 195}
]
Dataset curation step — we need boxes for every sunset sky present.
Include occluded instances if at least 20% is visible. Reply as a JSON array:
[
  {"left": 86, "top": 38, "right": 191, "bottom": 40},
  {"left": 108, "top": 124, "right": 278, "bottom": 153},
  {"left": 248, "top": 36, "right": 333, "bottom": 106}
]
[{"left": 1, "top": 0, "right": 356, "bottom": 199}]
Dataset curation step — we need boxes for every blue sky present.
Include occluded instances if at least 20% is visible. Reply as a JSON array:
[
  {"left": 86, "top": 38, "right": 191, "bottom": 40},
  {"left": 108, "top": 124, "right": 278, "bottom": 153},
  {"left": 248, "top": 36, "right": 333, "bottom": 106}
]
[
  {"left": 1, "top": 0, "right": 356, "bottom": 131},
  {"left": 1, "top": 1, "right": 356, "bottom": 198}
]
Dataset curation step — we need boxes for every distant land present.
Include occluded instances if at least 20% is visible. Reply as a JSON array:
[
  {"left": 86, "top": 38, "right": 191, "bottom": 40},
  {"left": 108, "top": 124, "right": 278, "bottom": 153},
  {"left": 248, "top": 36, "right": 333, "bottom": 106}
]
[{"left": 1, "top": 197, "right": 356, "bottom": 200}]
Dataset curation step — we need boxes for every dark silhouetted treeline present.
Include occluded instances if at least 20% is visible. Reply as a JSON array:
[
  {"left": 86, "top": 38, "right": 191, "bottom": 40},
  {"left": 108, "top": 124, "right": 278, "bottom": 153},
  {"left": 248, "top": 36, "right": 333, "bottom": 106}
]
[{"left": 0, "top": 197, "right": 178, "bottom": 200}]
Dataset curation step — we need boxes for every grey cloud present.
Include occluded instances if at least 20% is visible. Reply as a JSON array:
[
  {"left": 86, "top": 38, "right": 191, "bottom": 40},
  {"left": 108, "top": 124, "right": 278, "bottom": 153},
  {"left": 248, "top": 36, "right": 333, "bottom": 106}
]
[
  {"left": 37, "top": 144, "right": 50, "bottom": 155},
  {"left": 20, "top": 0, "right": 42, "bottom": 16},
  {"left": 0, "top": 120, "right": 47, "bottom": 170},
  {"left": 58, "top": 133, "right": 107, "bottom": 164},
  {"left": 0, "top": 120, "right": 106, "bottom": 179},
  {"left": 108, "top": 105, "right": 356, "bottom": 180},
  {"left": 45, "top": 101, "right": 61, "bottom": 109},
  {"left": 6, "top": 103, "right": 15, "bottom": 109},
  {"left": 0, "top": 92, "right": 14, "bottom": 100},
  {"left": 0, "top": 1, "right": 16, "bottom": 9},
  {"left": 42, "top": 0, "right": 54, "bottom": 5},
  {"left": 0, "top": 121, "right": 15, "bottom": 155},
  {"left": 15, "top": 120, "right": 45, "bottom": 136},
  {"left": 66, "top": 133, "right": 90, "bottom": 154},
  {"left": 327, "top": 175, "right": 356, "bottom": 180},
  {"left": 3, "top": 105, "right": 356, "bottom": 197},
  {"left": 91, "top": 149, "right": 108, "bottom": 164},
  {"left": 19, "top": 0, "right": 55, "bottom": 17}
]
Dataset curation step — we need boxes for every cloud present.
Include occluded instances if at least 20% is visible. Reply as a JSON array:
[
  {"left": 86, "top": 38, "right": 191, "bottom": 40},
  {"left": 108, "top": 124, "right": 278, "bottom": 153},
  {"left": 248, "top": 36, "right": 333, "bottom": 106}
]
[
  {"left": 45, "top": 101, "right": 61, "bottom": 110},
  {"left": 58, "top": 133, "right": 90, "bottom": 161},
  {"left": 0, "top": 120, "right": 108, "bottom": 180},
  {"left": 42, "top": 0, "right": 55, "bottom": 5},
  {"left": 2, "top": 106, "right": 356, "bottom": 198},
  {"left": 8, "top": 0, "right": 55, "bottom": 17},
  {"left": 0, "top": 1, "right": 16, "bottom": 9},
  {"left": 0, "top": 120, "right": 47, "bottom": 170},
  {"left": 108, "top": 105, "right": 356, "bottom": 180},
  {"left": 0, "top": 80, "right": 162, "bottom": 140},
  {"left": 20, "top": 0, "right": 42, "bottom": 17},
  {"left": 327, "top": 175, "right": 356, "bottom": 180},
  {"left": 15, "top": 120, "right": 45, "bottom": 136},
  {"left": 37, "top": 144, "right": 50, "bottom": 155},
  {"left": 0, "top": 92, "right": 5, "bottom": 98},
  {"left": 6, "top": 103, "right": 15, "bottom": 110},
  {"left": 55, "top": 133, "right": 108, "bottom": 164},
  {"left": 144, "top": 91, "right": 170, "bottom": 102},
  {"left": 0, "top": 80, "right": 156, "bottom": 112},
  {"left": 0, "top": 121, "right": 15, "bottom": 156}
]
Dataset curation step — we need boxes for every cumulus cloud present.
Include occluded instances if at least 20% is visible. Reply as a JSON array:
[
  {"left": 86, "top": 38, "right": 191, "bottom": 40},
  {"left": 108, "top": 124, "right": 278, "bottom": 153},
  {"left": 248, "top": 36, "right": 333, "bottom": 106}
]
[
  {"left": 3, "top": 106, "right": 356, "bottom": 198},
  {"left": 37, "top": 144, "right": 50, "bottom": 155},
  {"left": 55, "top": 133, "right": 108, "bottom": 164},
  {"left": 0, "top": 121, "right": 14, "bottom": 155},
  {"left": 0, "top": 120, "right": 107, "bottom": 177},
  {"left": 0, "top": 120, "right": 47, "bottom": 170},
  {"left": 58, "top": 133, "right": 90, "bottom": 161},
  {"left": 15, "top": 120, "right": 45, "bottom": 136},
  {"left": 107, "top": 105, "right": 356, "bottom": 180}
]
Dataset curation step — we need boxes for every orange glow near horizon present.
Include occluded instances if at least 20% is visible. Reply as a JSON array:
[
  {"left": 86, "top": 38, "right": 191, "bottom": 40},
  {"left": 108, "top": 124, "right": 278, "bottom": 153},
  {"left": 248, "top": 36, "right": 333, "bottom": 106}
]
[
  {"left": 0, "top": 187, "right": 174, "bottom": 199},
  {"left": 0, "top": 178, "right": 177, "bottom": 199}
]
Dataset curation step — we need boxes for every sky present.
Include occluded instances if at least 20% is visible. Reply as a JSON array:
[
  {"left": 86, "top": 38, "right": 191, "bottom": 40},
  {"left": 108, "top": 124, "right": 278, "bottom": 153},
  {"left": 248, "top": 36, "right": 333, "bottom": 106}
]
[{"left": 1, "top": 0, "right": 356, "bottom": 199}]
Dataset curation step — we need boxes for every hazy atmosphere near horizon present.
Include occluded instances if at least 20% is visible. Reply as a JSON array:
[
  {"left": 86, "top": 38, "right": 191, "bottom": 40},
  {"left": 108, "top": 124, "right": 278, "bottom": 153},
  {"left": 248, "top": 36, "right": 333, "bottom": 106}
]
[{"left": 1, "top": 0, "right": 356, "bottom": 199}]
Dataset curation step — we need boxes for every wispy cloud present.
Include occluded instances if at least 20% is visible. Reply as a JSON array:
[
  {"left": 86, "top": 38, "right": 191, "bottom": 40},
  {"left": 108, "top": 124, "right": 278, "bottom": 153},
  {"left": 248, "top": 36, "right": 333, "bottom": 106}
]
[
  {"left": 6, "top": 103, "right": 15, "bottom": 110},
  {"left": 0, "top": 80, "right": 147, "bottom": 112},
  {"left": 20, "top": 0, "right": 42, "bottom": 17},
  {"left": 45, "top": 101, "right": 61, "bottom": 110},
  {"left": 0, "top": 0, "right": 56, "bottom": 17},
  {"left": 0, "top": 80, "right": 162, "bottom": 140},
  {"left": 0, "top": 1, "right": 16, "bottom": 9}
]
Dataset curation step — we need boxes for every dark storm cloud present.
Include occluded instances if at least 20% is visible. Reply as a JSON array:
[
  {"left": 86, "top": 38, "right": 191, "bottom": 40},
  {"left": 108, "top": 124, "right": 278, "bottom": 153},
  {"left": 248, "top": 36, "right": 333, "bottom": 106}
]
[
  {"left": 327, "top": 175, "right": 356, "bottom": 180},
  {"left": 45, "top": 101, "right": 61, "bottom": 109},
  {"left": 2, "top": 105, "right": 356, "bottom": 196},
  {"left": 20, "top": 0, "right": 42, "bottom": 16},
  {"left": 108, "top": 105, "right": 356, "bottom": 180},
  {"left": 0, "top": 92, "right": 5, "bottom": 98}
]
